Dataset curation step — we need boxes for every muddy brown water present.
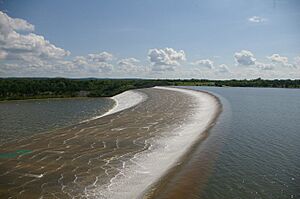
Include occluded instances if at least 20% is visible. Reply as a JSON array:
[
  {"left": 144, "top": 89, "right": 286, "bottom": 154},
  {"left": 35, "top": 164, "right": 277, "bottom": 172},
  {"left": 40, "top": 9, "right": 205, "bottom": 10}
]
[{"left": 0, "top": 88, "right": 203, "bottom": 198}]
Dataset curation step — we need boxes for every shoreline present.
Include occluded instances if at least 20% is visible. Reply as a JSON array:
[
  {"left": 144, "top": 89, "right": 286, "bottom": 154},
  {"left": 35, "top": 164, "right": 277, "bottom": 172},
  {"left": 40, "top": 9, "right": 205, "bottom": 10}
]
[
  {"left": 0, "top": 89, "right": 147, "bottom": 145},
  {"left": 94, "top": 86, "right": 221, "bottom": 199},
  {"left": 0, "top": 86, "right": 221, "bottom": 198},
  {"left": 81, "top": 89, "right": 147, "bottom": 123},
  {"left": 0, "top": 96, "right": 110, "bottom": 103},
  {"left": 141, "top": 87, "right": 222, "bottom": 199},
  {"left": 102, "top": 90, "right": 147, "bottom": 117},
  {"left": 2, "top": 85, "right": 298, "bottom": 103}
]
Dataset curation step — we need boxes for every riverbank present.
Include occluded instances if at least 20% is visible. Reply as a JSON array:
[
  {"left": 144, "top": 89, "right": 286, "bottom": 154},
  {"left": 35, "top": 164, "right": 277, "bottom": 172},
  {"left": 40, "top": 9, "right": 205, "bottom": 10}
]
[{"left": 1, "top": 78, "right": 299, "bottom": 101}]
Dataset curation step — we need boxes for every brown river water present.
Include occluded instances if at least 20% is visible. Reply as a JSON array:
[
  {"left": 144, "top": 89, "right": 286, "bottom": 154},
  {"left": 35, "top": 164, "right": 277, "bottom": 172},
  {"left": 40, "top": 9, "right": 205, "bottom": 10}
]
[{"left": 0, "top": 87, "right": 219, "bottom": 199}]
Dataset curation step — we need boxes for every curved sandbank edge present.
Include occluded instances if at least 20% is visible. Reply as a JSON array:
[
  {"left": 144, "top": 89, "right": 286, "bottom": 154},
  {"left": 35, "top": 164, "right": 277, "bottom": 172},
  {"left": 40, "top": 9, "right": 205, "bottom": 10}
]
[
  {"left": 141, "top": 86, "right": 222, "bottom": 199},
  {"left": 81, "top": 90, "right": 147, "bottom": 122},
  {"left": 102, "top": 90, "right": 147, "bottom": 117},
  {"left": 90, "top": 86, "right": 221, "bottom": 199}
]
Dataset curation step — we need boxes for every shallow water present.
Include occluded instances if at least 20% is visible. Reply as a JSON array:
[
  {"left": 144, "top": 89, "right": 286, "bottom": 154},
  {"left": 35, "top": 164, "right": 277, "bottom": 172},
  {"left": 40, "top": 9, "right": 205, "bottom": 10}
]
[
  {"left": 1, "top": 87, "right": 299, "bottom": 199},
  {"left": 0, "top": 88, "right": 214, "bottom": 199},
  {"left": 0, "top": 98, "right": 114, "bottom": 144},
  {"left": 154, "top": 86, "right": 300, "bottom": 199}
]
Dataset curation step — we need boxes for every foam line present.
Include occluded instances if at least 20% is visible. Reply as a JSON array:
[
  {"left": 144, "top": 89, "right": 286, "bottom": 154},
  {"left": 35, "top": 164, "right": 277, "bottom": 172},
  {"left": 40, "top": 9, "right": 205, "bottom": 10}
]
[
  {"left": 82, "top": 90, "right": 147, "bottom": 122},
  {"left": 102, "top": 90, "right": 147, "bottom": 117},
  {"left": 87, "top": 86, "right": 220, "bottom": 199}
]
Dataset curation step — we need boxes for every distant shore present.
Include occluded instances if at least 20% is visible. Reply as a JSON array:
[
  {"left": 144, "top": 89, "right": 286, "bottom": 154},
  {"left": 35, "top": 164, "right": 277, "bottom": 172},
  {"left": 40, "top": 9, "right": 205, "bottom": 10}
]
[{"left": 1, "top": 78, "right": 299, "bottom": 101}]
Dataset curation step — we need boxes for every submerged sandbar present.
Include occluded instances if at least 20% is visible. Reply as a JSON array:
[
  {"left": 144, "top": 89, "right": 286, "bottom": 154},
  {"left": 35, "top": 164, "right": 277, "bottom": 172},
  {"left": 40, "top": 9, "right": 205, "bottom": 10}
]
[{"left": 0, "top": 87, "right": 220, "bottom": 199}]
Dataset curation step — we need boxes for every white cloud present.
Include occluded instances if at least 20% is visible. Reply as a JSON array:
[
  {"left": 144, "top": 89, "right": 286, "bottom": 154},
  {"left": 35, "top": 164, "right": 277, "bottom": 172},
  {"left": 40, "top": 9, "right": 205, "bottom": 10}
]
[
  {"left": 117, "top": 58, "right": 141, "bottom": 72},
  {"left": 87, "top": 52, "right": 113, "bottom": 62},
  {"left": 217, "top": 64, "right": 230, "bottom": 73},
  {"left": 191, "top": 58, "right": 230, "bottom": 74},
  {"left": 92, "top": 62, "right": 113, "bottom": 73},
  {"left": 118, "top": 57, "right": 139, "bottom": 68},
  {"left": 256, "top": 62, "right": 275, "bottom": 70},
  {"left": 148, "top": 48, "right": 186, "bottom": 66},
  {"left": 267, "top": 54, "right": 295, "bottom": 68},
  {"left": 192, "top": 59, "right": 214, "bottom": 69},
  {"left": 0, "top": 50, "right": 8, "bottom": 60},
  {"left": 248, "top": 16, "right": 266, "bottom": 23},
  {"left": 234, "top": 50, "right": 256, "bottom": 66},
  {"left": 73, "top": 56, "right": 89, "bottom": 66},
  {"left": 294, "top": 56, "right": 300, "bottom": 67},
  {"left": 1, "top": 12, "right": 298, "bottom": 79},
  {"left": 70, "top": 52, "right": 114, "bottom": 73},
  {"left": 0, "top": 11, "right": 70, "bottom": 68},
  {"left": 151, "top": 65, "right": 176, "bottom": 72},
  {"left": 267, "top": 54, "right": 288, "bottom": 63},
  {"left": 0, "top": 11, "right": 34, "bottom": 34}
]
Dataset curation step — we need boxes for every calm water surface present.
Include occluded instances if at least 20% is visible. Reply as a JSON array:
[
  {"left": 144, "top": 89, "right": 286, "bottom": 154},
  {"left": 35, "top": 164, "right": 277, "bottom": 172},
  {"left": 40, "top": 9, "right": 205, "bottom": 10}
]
[
  {"left": 183, "top": 87, "right": 300, "bottom": 199},
  {"left": 0, "top": 98, "right": 114, "bottom": 143}
]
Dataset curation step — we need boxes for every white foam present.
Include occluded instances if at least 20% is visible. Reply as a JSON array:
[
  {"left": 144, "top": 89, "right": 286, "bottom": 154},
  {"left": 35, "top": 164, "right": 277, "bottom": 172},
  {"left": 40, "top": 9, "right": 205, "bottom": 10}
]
[
  {"left": 85, "top": 86, "right": 219, "bottom": 199},
  {"left": 82, "top": 90, "right": 147, "bottom": 122},
  {"left": 102, "top": 90, "right": 147, "bottom": 117}
]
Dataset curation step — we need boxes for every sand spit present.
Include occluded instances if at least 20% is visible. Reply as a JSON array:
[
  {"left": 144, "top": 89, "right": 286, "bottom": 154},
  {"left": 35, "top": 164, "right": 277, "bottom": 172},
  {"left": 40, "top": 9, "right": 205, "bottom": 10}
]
[
  {"left": 89, "top": 87, "right": 220, "bottom": 199},
  {"left": 103, "top": 90, "right": 147, "bottom": 117},
  {"left": 0, "top": 87, "right": 220, "bottom": 199},
  {"left": 82, "top": 90, "right": 147, "bottom": 122}
]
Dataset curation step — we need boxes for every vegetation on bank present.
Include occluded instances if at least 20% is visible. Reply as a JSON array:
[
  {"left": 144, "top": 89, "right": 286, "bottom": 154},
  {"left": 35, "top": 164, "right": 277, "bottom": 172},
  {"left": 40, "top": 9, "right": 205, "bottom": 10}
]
[
  {"left": 0, "top": 78, "right": 171, "bottom": 101},
  {"left": 0, "top": 78, "right": 299, "bottom": 101}
]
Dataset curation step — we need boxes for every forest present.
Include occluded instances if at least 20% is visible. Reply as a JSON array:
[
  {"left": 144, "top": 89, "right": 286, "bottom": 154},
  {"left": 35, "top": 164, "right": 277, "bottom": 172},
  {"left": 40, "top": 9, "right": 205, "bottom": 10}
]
[{"left": 0, "top": 78, "right": 299, "bottom": 101}]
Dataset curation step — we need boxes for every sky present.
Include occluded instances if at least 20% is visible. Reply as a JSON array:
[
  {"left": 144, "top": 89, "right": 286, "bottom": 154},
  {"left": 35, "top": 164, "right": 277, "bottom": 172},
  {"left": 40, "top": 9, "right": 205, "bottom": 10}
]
[{"left": 0, "top": 0, "right": 299, "bottom": 79}]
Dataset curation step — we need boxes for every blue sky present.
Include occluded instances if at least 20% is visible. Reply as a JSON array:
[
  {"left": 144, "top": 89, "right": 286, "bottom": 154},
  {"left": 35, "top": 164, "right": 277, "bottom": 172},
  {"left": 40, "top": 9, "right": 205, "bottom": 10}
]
[{"left": 0, "top": 0, "right": 299, "bottom": 79}]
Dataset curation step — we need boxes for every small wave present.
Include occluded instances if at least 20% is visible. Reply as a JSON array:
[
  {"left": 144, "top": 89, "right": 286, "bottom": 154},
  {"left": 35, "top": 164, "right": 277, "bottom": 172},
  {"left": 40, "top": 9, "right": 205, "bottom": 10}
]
[
  {"left": 81, "top": 90, "right": 147, "bottom": 123},
  {"left": 85, "top": 86, "right": 220, "bottom": 199}
]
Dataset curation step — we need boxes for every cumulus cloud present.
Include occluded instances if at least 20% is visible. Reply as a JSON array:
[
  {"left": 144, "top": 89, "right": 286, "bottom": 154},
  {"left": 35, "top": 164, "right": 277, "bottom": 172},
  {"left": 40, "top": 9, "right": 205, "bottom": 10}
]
[
  {"left": 118, "top": 57, "right": 139, "bottom": 67},
  {"left": 256, "top": 62, "right": 275, "bottom": 70},
  {"left": 217, "top": 64, "right": 230, "bottom": 73},
  {"left": 116, "top": 57, "right": 151, "bottom": 76},
  {"left": 294, "top": 56, "right": 300, "bottom": 67},
  {"left": 148, "top": 48, "right": 186, "bottom": 66},
  {"left": 70, "top": 52, "right": 114, "bottom": 73},
  {"left": 0, "top": 11, "right": 113, "bottom": 77},
  {"left": 234, "top": 50, "right": 256, "bottom": 66},
  {"left": 87, "top": 52, "right": 113, "bottom": 62},
  {"left": 248, "top": 16, "right": 266, "bottom": 23},
  {"left": 267, "top": 54, "right": 288, "bottom": 63},
  {"left": 192, "top": 59, "right": 214, "bottom": 69},
  {"left": 0, "top": 11, "right": 34, "bottom": 34},
  {"left": 117, "top": 58, "right": 141, "bottom": 72},
  {"left": 0, "top": 11, "right": 70, "bottom": 68},
  {"left": 267, "top": 54, "right": 295, "bottom": 68}
]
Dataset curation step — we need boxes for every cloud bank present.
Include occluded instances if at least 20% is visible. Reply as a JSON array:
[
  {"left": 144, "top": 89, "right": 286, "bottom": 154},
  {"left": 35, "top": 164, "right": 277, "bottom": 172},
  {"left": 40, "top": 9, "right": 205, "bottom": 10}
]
[
  {"left": 0, "top": 11, "right": 299, "bottom": 79},
  {"left": 267, "top": 54, "right": 295, "bottom": 68},
  {"left": 0, "top": 11, "right": 70, "bottom": 67}
]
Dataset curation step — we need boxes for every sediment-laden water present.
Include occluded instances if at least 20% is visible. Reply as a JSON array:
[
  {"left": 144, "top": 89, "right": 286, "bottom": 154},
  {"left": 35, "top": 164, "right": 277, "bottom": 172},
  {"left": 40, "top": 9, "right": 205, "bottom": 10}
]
[
  {"left": 2, "top": 86, "right": 296, "bottom": 199},
  {"left": 0, "top": 87, "right": 219, "bottom": 199},
  {"left": 150, "top": 87, "right": 300, "bottom": 199},
  {"left": 0, "top": 98, "right": 114, "bottom": 144}
]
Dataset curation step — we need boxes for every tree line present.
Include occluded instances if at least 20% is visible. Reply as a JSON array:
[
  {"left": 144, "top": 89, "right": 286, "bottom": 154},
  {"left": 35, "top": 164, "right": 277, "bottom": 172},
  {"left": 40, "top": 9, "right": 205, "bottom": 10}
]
[{"left": 0, "top": 78, "right": 299, "bottom": 101}]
